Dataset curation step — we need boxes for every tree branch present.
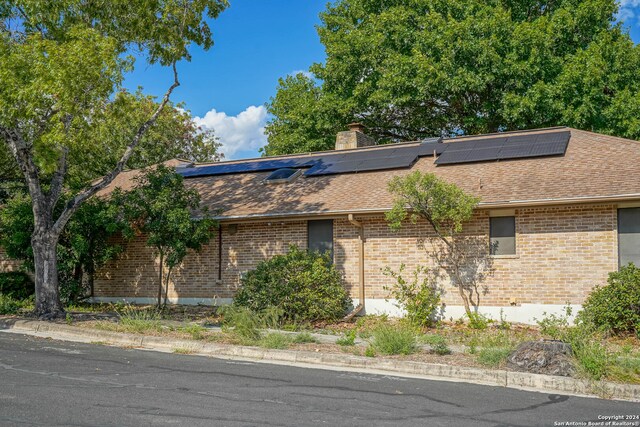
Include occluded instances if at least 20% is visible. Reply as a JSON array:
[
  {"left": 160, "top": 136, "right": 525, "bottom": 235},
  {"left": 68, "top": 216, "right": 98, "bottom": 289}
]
[
  {"left": 0, "top": 126, "right": 47, "bottom": 220},
  {"left": 47, "top": 146, "right": 69, "bottom": 212},
  {"left": 51, "top": 62, "right": 181, "bottom": 236}
]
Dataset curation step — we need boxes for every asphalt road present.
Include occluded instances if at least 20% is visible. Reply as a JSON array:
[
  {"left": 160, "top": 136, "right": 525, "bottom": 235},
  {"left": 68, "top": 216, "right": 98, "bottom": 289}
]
[{"left": 0, "top": 332, "right": 637, "bottom": 427}]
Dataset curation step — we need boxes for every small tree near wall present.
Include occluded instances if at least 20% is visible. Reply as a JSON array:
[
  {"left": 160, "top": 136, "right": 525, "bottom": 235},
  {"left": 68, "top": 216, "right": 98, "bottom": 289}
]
[
  {"left": 386, "top": 171, "right": 488, "bottom": 317},
  {"left": 117, "top": 166, "right": 216, "bottom": 307}
]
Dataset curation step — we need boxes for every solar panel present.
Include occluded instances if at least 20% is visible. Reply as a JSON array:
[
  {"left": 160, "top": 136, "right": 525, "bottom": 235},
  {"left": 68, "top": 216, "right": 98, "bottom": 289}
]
[
  {"left": 305, "top": 154, "right": 417, "bottom": 176},
  {"left": 176, "top": 130, "right": 569, "bottom": 176},
  {"left": 436, "top": 130, "right": 570, "bottom": 165},
  {"left": 178, "top": 139, "right": 444, "bottom": 178}
]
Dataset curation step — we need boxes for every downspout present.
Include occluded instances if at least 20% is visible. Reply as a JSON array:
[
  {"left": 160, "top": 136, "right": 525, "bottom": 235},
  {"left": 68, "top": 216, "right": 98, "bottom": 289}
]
[
  {"left": 217, "top": 224, "right": 223, "bottom": 282},
  {"left": 343, "top": 214, "right": 365, "bottom": 321}
]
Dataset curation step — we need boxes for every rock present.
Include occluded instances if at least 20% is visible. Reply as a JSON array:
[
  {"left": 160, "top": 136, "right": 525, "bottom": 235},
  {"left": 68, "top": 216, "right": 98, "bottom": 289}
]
[{"left": 507, "top": 340, "right": 575, "bottom": 377}]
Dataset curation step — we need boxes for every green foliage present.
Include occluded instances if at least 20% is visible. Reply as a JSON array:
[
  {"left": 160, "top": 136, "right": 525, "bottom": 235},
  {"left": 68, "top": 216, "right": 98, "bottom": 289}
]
[
  {"left": 0, "top": 0, "right": 227, "bottom": 316},
  {"left": 578, "top": 264, "right": 640, "bottom": 335},
  {"left": 263, "top": 73, "right": 348, "bottom": 156},
  {"left": 0, "top": 272, "right": 34, "bottom": 299},
  {"left": 562, "top": 326, "right": 611, "bottom": 380},
  {"left": 387, "top": 172, "right": 479, "bottom": 234},
  {"left": 610, "top": 355, "right": 640, "bottom": 384},
  {"left": 386, "top": 171, "right": 483, "bottom": 316},
  {"left": 477, "top": 347, "right": 512, "bottom": 368},
  {"left": 371, "top": 324, "right": 418, "bottom": 355},
  {"left": 0, "top": 294, "right": 33, "bottom": 315},
  {"left": 234, "top": 245, "right": 352, "bottom": 323},
  {"left": 0, "top": 193, "right": 127, "bottom": 303},
  {"left": 116, "top": 165, "right": 215, "bottom": 306},
  {"left": 117, "top": 305, "right": 163, "bottom": 334},
  {"left": 336, "top": 330, "right": 357, "bottom": 346},
  {"left": 260, "top": 332, "right": 292, "bottom": 349},
  {"left": 535, "top": 305, "right": 573, "bottom": 339},
  {"left": 265, "top": 0, "right": 640, "bottom": 155},
  {"left": 497, "top": 309, "right": 511, "bottom": 331},
  {"left": 364, "top": 346, "right": 376, "bottom": 357},
  {"left": 423, "top": 334, "right": 451, "bottom": 355},
  {"left": 467, "top": 313, "right": 490, "bottom": 330},
  {"left": 383, "top": 264, "right": 442, "bottom": 328},
  {"left": 219, "top": 305, "right": 263, "bottom": 342},
  {"left": 354, "top": 314, "right": 389, "bottom": 339},
  {"left": 292, "top": 332, "right": 319, "bottom": 344},
  {"left": 180, "top": 324, "right": 207, "bottom": 340}
]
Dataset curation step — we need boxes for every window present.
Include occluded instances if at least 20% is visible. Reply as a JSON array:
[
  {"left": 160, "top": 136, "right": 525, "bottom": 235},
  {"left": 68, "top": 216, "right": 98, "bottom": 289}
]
[
  {"left": 618, "top": 208, "right": 640, "bottom": 267},
  {"left": 490, "top": 216, "right": 516, "bottom": 256},
  {"left": 264, "top": 168, "right": 301, "bottom": 184},
  {"left": 308, "top": 219, "right": 334, "bottom": 259}
]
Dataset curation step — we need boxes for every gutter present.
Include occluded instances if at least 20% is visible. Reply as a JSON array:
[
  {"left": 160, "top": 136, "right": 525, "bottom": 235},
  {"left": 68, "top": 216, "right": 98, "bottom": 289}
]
[
  {"left": 203, "top": 193, "right": 640, "bottom": 223},
  {"left": 343, "top": 214, "right": 366, "bottom": 321}
]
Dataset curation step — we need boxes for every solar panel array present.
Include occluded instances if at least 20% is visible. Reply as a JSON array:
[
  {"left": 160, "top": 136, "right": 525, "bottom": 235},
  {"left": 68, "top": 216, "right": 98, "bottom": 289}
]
[
  {"left": 434, "top": 130, "right": 569, "bottom": 165},
  {"left": 176, "top": 130, "right": 570, "bottom": 179},
  {"left": 177, "top": 138, "right": 443, "bottom": 178}
]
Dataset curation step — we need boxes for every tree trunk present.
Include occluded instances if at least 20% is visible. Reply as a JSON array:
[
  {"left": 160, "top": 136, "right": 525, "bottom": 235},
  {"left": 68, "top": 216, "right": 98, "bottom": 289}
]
[
  {"left": 163, "top": 267, "right": 173, "bottom": 307},
  {"left": 157, "top": 252, "right": 164, "bottom": 308},
  {"left": 31, "top": 233, "right": 64, "bottom": 319}
]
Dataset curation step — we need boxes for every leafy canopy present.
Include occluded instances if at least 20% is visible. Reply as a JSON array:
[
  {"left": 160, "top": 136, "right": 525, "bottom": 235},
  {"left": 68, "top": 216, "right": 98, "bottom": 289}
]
[
  {"left": 0, "top": 192, "right": 127, "bottom": 301},
  {"left": 116, "top": 165, "right": 215, "bottom": 272},
  {"left": 265, "top": 0, "right": 640, "bottom": 155},
  {"left": 386, "top": 171, "right": 480, "bottom": 236}
]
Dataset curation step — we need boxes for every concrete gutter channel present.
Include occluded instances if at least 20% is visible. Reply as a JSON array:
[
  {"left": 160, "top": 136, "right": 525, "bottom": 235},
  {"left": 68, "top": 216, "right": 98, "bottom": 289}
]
[{"left": 1, "top": 318, "right": 639, "bottom": 402}]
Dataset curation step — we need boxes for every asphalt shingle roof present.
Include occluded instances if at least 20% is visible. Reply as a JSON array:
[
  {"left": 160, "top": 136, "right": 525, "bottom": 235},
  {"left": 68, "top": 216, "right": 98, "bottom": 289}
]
[{"left": 100, "top": 128, "right": 640, "bottom": 220}]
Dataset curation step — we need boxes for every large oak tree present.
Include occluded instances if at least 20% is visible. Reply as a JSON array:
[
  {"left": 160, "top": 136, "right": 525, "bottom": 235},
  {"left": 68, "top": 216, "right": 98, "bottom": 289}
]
[
  {"left": 0, "top": 0, "right": 227, "bottom": 317},
  {"left": 264, "top": 0, "right": 640, "bottom": 155}
]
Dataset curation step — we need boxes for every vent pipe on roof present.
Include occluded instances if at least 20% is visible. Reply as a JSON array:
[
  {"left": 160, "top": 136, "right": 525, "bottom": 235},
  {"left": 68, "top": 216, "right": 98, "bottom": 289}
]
[{"left": 335, "top": 122, "right": 376, "bottom": 150}]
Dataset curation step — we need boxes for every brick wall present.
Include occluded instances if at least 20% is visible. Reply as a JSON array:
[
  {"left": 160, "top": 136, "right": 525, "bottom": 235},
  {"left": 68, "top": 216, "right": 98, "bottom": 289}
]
[
  {"left": 0, "top": 247, "right": 21, "bottom": 273},
  {"left": 94, "top": 203, "right": 618, "bottom": 307}
]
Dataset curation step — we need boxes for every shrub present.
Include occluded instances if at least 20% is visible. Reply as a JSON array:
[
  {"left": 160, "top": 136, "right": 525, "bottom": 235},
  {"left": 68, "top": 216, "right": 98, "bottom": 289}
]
[
  {"left": 562, "top": 326, "right": 611, "bottom": 380},
  {"left": 383, "top": 264, "right": 441, "bottom": 328},
  {"left": 371, "top": 324, "right": 417, "bottom": 355},
  {"left": 234, "top": 245, "right": 351, "bottom": 323},
  {"left": 180, "top": 324, "right": 207, "bottom": 340},
  {"left": 0, "top": 294, "right": 33, "bottom": 315},
  {"left": 0, "top": 272, "right": 34, "bottom": 299},
  {"left": 535, "top": 305, "right": 572, "bottom": 339},
  {"left": 336, "top": 330, "right": 357, "bottom": 346},
  {"left": 477, "top": 347, "right": 511, "bottom": 367},
  {"left": 219, "top": 305, "right": 262, "bottom": 341},
  {"left": 260, "top": 332, "right": 292, "bottom": 349},
  {"left": 578, "top": 264, "right": 640, "bottom": 335},
  {"left": 467, "top": 312, "right": 489, "bottom": 330},
  {"left": 117, "top": 305, "right": 163, "bottom": 333},
  {"left": 292, "top": 332, "right": 319, "bottom": 344},
  {"left": 421, "top": 334, "right": 451, "bottom": 355}
]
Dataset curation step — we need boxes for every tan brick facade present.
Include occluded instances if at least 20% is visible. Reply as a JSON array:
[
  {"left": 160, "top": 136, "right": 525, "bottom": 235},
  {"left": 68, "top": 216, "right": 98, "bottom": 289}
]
[
  {"left": 0, "top": 247, "right": 21, "bottom": 273},
  {"left": 94, "top": 203, "right": 619, "bottom": 311}
]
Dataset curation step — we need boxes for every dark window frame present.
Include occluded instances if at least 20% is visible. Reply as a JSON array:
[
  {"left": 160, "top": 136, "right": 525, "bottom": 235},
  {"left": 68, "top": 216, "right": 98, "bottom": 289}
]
[
  {"left": 489, "top": 216, "right": 516, "bottom": 256},
  {"left": 617, "top": 207, "right": 640, "bottom": 268},
  {"left": 307, "top": 219, "right": 334, "bottom": 261}
]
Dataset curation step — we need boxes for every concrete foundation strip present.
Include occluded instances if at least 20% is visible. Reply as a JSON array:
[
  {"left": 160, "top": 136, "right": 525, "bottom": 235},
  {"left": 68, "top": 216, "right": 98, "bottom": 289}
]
[{"left": 1, "top": 318, "right": 638, "bottom": 402}]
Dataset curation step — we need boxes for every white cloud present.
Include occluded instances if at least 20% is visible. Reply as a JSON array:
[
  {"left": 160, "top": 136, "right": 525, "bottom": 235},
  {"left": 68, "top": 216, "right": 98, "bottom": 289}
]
[
  {"left": 194, "top": 105, "right": 268, "bottom": 160},
  {"left": 617, "top": 0, "right": 640, "bottom": 24}
]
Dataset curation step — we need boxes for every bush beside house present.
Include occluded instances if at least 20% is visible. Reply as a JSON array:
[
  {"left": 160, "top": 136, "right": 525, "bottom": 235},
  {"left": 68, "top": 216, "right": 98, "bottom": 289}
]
[{"left": 233, "top": 245, "right": 352, "bottom": 324}]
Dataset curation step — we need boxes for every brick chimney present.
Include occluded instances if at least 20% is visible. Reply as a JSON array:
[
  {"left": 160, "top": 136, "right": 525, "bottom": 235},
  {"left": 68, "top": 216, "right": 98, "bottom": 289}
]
[{"left": 335, "top": 122, "right": 376, "bottom": 150}]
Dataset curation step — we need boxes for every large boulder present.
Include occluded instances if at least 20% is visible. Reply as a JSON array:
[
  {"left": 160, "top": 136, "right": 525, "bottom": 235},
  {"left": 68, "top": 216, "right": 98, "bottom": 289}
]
[{"left": 507, "top": 340, "right": 575, "bottom": 377}]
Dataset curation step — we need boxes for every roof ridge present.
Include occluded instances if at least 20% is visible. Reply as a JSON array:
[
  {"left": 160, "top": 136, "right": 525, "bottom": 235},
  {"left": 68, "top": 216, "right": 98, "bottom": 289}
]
[
  {"left": 186, "top": 140, "right": 430, "bottom": 168},
  {"left": 443, "top": 126, "right": 568, "bottom": 142}
]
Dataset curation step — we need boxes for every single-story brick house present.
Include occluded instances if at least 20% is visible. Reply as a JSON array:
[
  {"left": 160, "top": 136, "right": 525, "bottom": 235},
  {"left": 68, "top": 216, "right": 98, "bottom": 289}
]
[{"left": 4, "top": 125, "right": 638, "bottom": 323}]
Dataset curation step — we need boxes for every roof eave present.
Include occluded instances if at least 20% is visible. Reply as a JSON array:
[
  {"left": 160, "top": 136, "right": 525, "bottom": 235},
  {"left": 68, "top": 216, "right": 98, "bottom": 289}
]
[{"left": 207, "top": 193, "right": 640, "bottom": 222}]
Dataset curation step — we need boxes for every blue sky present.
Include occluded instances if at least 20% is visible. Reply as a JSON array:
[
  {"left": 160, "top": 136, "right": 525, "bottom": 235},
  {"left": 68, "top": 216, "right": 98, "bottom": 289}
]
[{"left": 124, "top": 0, "right": 640, "bottom": 160}]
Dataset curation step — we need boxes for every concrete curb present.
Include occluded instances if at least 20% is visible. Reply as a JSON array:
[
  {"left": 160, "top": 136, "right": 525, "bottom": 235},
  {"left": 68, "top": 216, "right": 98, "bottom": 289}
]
[{"left": 1, "top": 318, "right": 639, "bottom": 402}]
